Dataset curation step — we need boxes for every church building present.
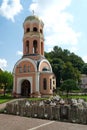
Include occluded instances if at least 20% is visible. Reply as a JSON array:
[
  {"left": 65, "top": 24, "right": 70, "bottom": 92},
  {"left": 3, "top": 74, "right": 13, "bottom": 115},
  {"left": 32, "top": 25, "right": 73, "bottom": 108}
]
[{"left": 13, "top": 15, "right": 56, "bottom": 97}]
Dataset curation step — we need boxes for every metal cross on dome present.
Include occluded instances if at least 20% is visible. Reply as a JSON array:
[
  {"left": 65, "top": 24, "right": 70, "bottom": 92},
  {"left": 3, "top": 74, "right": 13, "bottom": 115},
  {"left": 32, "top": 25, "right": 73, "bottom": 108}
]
[{"left": 32, "top": 10, "right": 35, "bottom": 15}]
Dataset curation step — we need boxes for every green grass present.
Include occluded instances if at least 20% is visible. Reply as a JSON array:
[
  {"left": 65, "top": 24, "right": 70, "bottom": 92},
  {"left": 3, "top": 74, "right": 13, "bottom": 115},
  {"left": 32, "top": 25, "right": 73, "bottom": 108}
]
[
  {"left": 61, "top": 95, "right": 87, "bottom": 101},
  {"left": 0, "top": 93, "right": 87, "bottom": 104},
  {"left": 0, "top": 94, "right": 13, "bottom": 104},
  {"left": 0, "top": 94, "right": 48, "bottom": 104},
  {"left": 28, "top": 97, "right": 48, "bottom": 101}
]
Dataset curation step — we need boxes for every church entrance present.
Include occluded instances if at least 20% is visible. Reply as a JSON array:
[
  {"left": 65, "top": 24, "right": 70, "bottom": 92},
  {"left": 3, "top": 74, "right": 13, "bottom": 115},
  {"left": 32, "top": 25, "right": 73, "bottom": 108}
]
[{"left": 21, "top": 80, "right": 31, "bottom": 97}]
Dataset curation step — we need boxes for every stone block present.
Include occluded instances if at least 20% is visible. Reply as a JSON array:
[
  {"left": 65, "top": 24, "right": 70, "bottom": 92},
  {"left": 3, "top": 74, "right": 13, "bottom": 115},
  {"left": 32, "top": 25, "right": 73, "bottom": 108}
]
[
  {"left": 37, "top": 106, "right": 44, "bottom": 118},
  {"left": 26, "top": 106, "right": 32, "bottom": 117},
  {"left": 60, "top": 105, "right": 69, "bottom": 121},
  {"left": 44, "top": 105, "right": 52, "bottom": 119},
  {"left": 69, "top": 105, "right": 78, "bottom": 123},
  {"left": 31, "top": 105, "right": 38, "bottom": 118},
  {"left": 51, "top": 106, "right": 60, "bottom": 120}
]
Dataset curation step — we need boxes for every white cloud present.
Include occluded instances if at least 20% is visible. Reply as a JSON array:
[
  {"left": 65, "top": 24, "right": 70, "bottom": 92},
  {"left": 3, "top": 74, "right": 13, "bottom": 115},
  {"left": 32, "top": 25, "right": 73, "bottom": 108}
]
[
  {"left": 29, "top": 0, "right": 81, "bottom": 52},
  {"left": 69, "top": 46, "right": 79, "bottom": 53},
  {"left": 82, "top": 56, "right": 87, "bottom": 63},
  {"left": 0, "top": 58, "right": 7, "bottom": 70},
  {"left": 0, "top": 0, "right": 23, "bottom": 22},
  {"left": 17, "top": 50, "right": 23, "bottom": 56}
]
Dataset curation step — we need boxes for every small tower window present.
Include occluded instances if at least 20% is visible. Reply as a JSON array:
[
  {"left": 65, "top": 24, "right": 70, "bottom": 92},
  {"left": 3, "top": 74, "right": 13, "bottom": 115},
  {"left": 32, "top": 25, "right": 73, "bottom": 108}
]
[
  {"left": 26, "top": 28, "right": 30, "bottom": 32},
  {"left": 40, "top": 29, "right": 43, "bottom": 34},
  {"left": 33, "top": 27, "right": 38, "bottom": 32},
  {"left": 43, "top": 78, "right": 47, "bottom": 90},
  {"left": 26, "top": 41, "right": 29, "bottom": 54},
  {"left": 33, "top": 40, "right": 37, "bottom": 54}
]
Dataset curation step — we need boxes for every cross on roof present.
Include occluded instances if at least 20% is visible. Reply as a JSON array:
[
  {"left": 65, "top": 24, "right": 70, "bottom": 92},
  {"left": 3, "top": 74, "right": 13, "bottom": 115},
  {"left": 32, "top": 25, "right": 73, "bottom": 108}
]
[{"left": 32, "top": 10, "right": 35, "bottom": 15}]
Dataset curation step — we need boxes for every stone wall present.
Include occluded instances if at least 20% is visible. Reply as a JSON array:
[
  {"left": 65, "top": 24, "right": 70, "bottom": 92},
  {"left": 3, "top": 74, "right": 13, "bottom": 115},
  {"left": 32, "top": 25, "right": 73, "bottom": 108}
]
[{"left": 4, "top": 96, "right": 87, "bottom": 125}]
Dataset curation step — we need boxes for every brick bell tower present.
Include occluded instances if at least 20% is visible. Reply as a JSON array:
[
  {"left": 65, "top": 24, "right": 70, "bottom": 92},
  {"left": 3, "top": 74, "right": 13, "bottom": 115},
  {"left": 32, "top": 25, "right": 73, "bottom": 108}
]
[
  {"left": 13, "top": 15, "right": 56, "bottom": 98},
  {"left": 23, "top": 15, "right": 44, "bottom": 59}
]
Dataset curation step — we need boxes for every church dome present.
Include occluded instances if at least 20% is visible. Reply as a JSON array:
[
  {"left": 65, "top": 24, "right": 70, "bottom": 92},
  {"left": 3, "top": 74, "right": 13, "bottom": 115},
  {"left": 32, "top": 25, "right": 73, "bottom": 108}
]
[
  {"left": 24, "top": 15, "right": 44, "bottom": 25},
  {"left": 25, "top": 15, "right": 39, "bottom": 21}
]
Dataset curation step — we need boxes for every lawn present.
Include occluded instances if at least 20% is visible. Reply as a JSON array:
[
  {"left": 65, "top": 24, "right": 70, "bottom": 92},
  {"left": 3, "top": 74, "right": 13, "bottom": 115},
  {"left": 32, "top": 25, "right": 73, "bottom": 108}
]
[
  {"left": 0, "top": 93, "right": 87, "bottom": 104},
  {"left": 61, "top": 95, "right": 87, "bottom": 101},
  {"left": 28, "top": 97, "right": 48, "bottom": 101},
  {"left": 0, "top": 94, "right": 48, "bottom": 104},
  {"left": 0, "top": 94, "right": 13, "bottom": 104}
]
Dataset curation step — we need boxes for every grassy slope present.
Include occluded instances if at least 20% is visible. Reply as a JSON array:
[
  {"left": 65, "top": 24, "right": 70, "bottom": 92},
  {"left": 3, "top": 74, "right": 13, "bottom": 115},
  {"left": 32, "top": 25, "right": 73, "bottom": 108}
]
[
  {"left": 0, "top": 93, "right": 87, "bottom": 104},
  {"left": 61, "top": 95, "right": 87, "bottom": 101},
  {"left": 0, "top": 94, "right": 13, "bottom": 104}
]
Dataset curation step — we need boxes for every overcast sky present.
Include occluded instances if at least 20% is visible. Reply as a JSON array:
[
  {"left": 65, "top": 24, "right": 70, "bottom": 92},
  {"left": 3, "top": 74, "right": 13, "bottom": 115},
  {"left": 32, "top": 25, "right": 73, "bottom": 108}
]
[{"left": 0, "top": 0, "right": 87, "bottom": 71}]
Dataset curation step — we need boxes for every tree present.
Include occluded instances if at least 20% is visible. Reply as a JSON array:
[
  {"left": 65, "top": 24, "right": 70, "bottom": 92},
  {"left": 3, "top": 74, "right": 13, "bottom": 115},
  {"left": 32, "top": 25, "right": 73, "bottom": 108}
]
[
  {"left": 45, "top": 46, "right": 63, "bottom": 60},
  {"left": 0, "top": 71, "right": 13, "bottom": 96},
  {"left": 51, "top": 58, "right": 64, "bottom": 87},
  {"left": 82, "top": 63, "right": 87, "bottom": 74},
  {"left": 61, "top": 49, "right": 70, "bottom": 62},
  {"left": 62, "top": 62, "right": 81, "bottom": 82},
  {"left": 45, "top": 45, "right": 84, "bottom": 89},
  {"left": 60, "top": 79, "right": 78, "bottom": 97},
  {"left": 69, "top": 53, "right": 84, "bottom": 72}
]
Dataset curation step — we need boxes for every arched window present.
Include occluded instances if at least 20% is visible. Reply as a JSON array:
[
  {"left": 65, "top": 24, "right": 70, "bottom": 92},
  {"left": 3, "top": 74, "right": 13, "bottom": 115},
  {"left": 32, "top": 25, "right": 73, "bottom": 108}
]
[
  {"left": 41, "top": 42, "right": 43, "bottom": 55},
  {"left": 24, "top": 65, "right": 26, "bottom": 72},
  {"left": 53, "top": 77, "right": 55, "bottom": 85},
  {"left": 26, "top": 28, "right": 30, "bottom": 32},
  {"left": 43, "top": 78, "right": 47, "bottom": 90},
  {"left": 33, "top": 27, "right": 38, "bottom": 32},
  {"left": 40, "top": 29, "right": 43, "bottom": 34},
  {"left": 26, "top": 40, "right": 29, "bottom": 54},
  {"left": 19, "top": 66, "right": 22, "bottom": 73},
  {"left": 33, "top": 40, "right": 37, "bottom": 53},
  {"left": 28, "top": 66, "right": 30, "bottom": 72},
  {"left": 42, "top": 67, "right": 49, "bottom": 71},
  {"left": 50, "top": 79, "right": 52, "bottom": 89}
]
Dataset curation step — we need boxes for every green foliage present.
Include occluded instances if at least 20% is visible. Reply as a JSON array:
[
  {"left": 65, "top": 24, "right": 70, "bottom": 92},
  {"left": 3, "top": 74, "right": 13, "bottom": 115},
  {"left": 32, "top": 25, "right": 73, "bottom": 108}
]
[
  {"left": 69, "top": 53, "right": 84, "bottom": 72},
  {"left": 62, "top": 62, "right": 81, "bottom": 81},
  {"left": 60, "top": 79, "right": 78, "bottom": 97},
  {"left": 51, "top": 58, "right": 64, "bottom": 87},
  {"left": 82, "top": 63, "right": 87, "bottom": 74},
  {"left": 0, "top": 71, "right": 13, "bottom": 96},
  {"left": 45, "top": 45, "right": 83, "bottom": 88},
  {"left": 0, "top": 93, "right": 13, "bottom": 104}
]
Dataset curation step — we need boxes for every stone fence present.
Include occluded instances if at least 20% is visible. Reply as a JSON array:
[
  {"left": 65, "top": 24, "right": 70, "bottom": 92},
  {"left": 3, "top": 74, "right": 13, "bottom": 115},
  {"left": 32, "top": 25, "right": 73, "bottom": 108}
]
[{"left": 4, "top": 96, "right": 87, "bottom": 125}]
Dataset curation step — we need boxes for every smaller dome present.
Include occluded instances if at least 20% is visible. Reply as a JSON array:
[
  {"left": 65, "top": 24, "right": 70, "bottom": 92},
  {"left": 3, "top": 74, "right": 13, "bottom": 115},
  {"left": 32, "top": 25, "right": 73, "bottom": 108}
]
[
  {"left": 24, "top": 15, "right": 44, "bottom": 24},
  {"left": 23, "top": 15, "right": 44, "bottom": 26},
  {"left": 24, "top": 15, "right": 40, "bottom": 22}
]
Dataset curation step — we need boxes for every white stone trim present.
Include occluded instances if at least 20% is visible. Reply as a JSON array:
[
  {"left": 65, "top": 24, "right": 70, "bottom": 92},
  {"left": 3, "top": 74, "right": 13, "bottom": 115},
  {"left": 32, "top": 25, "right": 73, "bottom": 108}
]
[
  {"left": 23, "top": 34, "right": 44, "bottom": 39},
  {"left": 38, "top": 59, "right": 52, "bottom": 72},
  {"left": 16, "top": 77, "right": 32, "bottom": 94},
  {"left": 36, "top": 72, "right": 40, "bottom": 92},
  {"left": 13, "top": 75, "right": 15, "bottom": 92},
  {"left": 13, "top": 58, "right": 37, "bottom": 74}
]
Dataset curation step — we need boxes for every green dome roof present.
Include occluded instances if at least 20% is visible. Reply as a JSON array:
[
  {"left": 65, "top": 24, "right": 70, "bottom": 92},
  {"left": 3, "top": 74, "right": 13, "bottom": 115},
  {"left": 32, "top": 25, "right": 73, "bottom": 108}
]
[{"left": 24, "top": 15, "right": 42, "bottom": 22}]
